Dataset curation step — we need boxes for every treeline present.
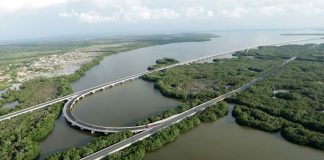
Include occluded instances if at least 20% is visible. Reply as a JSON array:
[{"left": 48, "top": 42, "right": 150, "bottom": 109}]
[
  {"left": 233, "top": 44, "right": 324, "bottom": 62},
  {"left": 281, "top": 125, "right": 324, "bottom": 150},
  {"left": 147, "top": 57, "right": 179, "bottom": 70},
  {"left": 46, "top": 132, "right": 133, "bottom": 160},
  {"left": 137, "top": 33, "right": 216, "bottom": 45},
  {"left": 232, "top": 105, "right": 324, "bottom": 150}
]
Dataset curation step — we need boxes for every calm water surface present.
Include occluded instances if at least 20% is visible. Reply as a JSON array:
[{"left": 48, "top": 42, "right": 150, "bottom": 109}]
[
  {"left": 39, "top": 31, "right": 324, "bottom": 159},
  {"left": 144, "top": 105, "right": 324, "bottom": 160},
  {"left": 72, "top": 80, "right": 180, "bottom": 126}
]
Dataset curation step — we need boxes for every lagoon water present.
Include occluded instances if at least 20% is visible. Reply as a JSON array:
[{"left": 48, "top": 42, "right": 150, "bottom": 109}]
[
  {"left": 144, "top": 106, "right": 324, "bottom": 160},
  {"left": 39, "top": 30, "right": 324, "bottom": 159}
]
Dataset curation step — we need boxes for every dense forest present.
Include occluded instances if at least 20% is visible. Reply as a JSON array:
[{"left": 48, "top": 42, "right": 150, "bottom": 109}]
[
  {"left": 142, "top": 57, "right": 280, "bottom": 101},
  {"left": 147, "top": 57, "right": 179, "bottom": 70},
  {"left": 230, "top": 44, "right": 324, "bottom": 150},
  {"left": 0, "top": 78, "right": 71, "bottom": 160}
]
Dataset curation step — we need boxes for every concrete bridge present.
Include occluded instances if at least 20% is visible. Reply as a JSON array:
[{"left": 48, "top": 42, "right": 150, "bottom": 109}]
[
  {"left": 80, "top": 56, "right": 296, "bottom": 160},
  {"left": 62, "top": 56, "right": 296, "bottom": 134},
  {"left": 61, "top": 50, "right": 243, "bottom": 134},
  {"left": 0, "top": 38, "right": 311, "bottom": 123}
]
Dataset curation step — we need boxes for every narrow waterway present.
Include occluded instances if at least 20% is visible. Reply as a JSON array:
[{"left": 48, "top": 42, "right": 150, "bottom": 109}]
[
  {"left": 39, "top": 30, "right": 324, "bottom": 159},
  {"left": 144, "top": 105, "right": 324, "bottom": 160}
]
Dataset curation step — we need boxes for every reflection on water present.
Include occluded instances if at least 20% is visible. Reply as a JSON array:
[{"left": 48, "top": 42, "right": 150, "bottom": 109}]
[{"left": 39, "top": 113, "right": 93, "bottom": 160}]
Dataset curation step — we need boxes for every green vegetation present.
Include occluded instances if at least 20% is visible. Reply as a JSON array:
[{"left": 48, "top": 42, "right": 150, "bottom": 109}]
[
  {"left": 46, "top": 132, "right": 133, "bottom": 160},
  {"left": 233, "top": 44, "right": 324, "bottom": 62},
  {"left": 0, "top": 84, "right": 10, "bottom": 90},
  {"left": 230, "top": 44, "right": 324, "bottom": 150},
  {"left": 142, "top": 58, "right": 280, "bottom": 101},
  {"left": 0, "top": 78, "right": 71, "bottom": 160},
  {"left": 136, "top": 33, "right": 216, "bottom": 45},
  {"left": 147, "top": 57, "right": 179, "bottom": 70},
  {"left": 0, "top": 33, "right": 216, "bottom": 160}
]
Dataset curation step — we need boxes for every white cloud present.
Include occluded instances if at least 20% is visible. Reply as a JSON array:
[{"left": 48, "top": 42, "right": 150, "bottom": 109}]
[
  {"left": 78, "top": 11, "right": 118, "bottom": 23},
  {"left": 58, "top": 12, "right": 74, "bottom": 18},
  {"left": 215, "top": 0, "right": 324, "bottom": 17},
  {"left": 59, "top": 7, "right": 181, "bottom": 23},
  {"left": 0, "top": 0, "right": 77, "bottom": 12},
  {"left": 207, "top": 11, "right": 214, "bottom": 17},
  {"left": 2, "top": 0, "right": 324, "bottom": 25},
  {"left": 218, "top": 7, "right": 249, "bottom": 18},
  {"left": 59, "top": 10, "right": 118, "bottom": 23}
]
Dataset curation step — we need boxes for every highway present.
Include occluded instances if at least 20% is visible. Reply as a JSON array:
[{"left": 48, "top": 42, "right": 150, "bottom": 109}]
[
  {"left": 81, "top": 57, "right": 296, "bottom": 160},
  {"left": 0, "top": 38, "right": 311, "bottom": 122}
]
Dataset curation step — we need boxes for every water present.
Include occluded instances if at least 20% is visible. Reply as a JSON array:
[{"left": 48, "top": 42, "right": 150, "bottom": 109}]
[
  {"left": 39, "top": 114, "right": 93, "bottom": 159},
  {"left": 2, "top": 100, "right": 19, "bottom": 109},
  {"left": 145, "top": 105, "right": 324, "bottom": 160},
  {"left": 72, "top": 80, "right": 180, "bottom": 127},
  {"left": 39, "top": 30, "right": 324, "bottom": 159}
]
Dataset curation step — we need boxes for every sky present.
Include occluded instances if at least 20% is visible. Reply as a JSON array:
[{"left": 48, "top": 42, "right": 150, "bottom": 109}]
[{"left": 0, "top": 0, "right": 324, "bottom": 41}]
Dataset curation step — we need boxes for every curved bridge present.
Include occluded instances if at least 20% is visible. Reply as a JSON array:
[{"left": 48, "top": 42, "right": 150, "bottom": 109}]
[
  {"left": 63, "top": 96, "right": 180, "bottom": 134},
  {"left": 62, "top": 50, "right": 239, "bottom": 134}
]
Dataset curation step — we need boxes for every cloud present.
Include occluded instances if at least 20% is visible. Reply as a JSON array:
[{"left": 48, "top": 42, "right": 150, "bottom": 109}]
[
  {"left": 58, "top": 2, "right": 214, "bottom": 24},
  {"left": 0, "top": 0, "right": 77, "bottom": 12},
  {"left": 59, "top": 10, "right": 119, "bottom": 23},
  {"left": 181, "top": 5, "right": 214, "bottom": 18},
  {"left": 2, "top": 0, "right": 324, "bottom": 26},
  {"left": 218, "top": 7, "right": 249, "bottom": 18},
  {"left": 121, "top": 6, "right": 181, "bottom": 22},
  {"left": 215, "top": 0, "right": 324, "bottom": 17},
  {"left": 58, "top": 8, "right": 181, "bottom": 23}
]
